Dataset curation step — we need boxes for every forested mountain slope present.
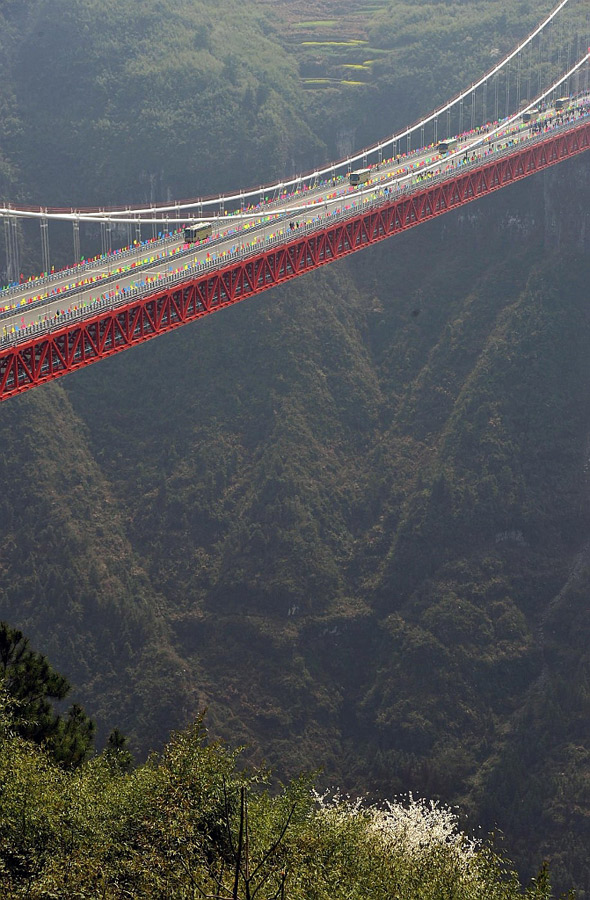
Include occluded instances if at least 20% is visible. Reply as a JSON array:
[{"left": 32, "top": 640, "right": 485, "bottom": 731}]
[{"left": 0, "top": 0, "right": 590, "bottom": 894}]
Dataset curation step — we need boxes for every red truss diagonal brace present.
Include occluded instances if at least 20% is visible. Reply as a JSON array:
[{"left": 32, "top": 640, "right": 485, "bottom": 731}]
[{"left": 1, "top": 121, "right": 589, "bottom": 402}]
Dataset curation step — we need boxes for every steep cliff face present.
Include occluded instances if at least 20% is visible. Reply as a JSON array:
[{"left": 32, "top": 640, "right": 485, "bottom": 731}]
[
  {"left": 343, "top": 155, "right": 590, "bottom": 894},
  {"left": 0, "top": 387, "right": 196, "bottom": 751},
  {"left": 542, "top": 153, "right": 590, "bottom": 252}
]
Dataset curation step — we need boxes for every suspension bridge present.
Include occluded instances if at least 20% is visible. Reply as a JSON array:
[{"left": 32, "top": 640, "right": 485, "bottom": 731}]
[{"left": 0, "top": 0, "right": 589, "bottom": 402}]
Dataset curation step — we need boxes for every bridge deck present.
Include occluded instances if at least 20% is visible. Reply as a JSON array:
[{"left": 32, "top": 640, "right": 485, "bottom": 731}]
[{"left": 1, "top": 120, "right": 589, "bottom": 402}]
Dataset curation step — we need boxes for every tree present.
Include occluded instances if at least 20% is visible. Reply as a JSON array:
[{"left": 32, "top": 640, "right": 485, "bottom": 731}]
[
  {"left": 0, "top": 621, "right": 95, "bottom": 768},
  {"left": 105, "top": 727, "right": 134, "bottom": 772},
  {"left": 204, "top": 782, "right": 294, "bottom": 900}
]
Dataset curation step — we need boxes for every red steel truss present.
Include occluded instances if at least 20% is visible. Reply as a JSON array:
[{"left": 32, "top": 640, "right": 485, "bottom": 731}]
[{"left": 1, "top": 121, "right": 589, "bottom": 402}]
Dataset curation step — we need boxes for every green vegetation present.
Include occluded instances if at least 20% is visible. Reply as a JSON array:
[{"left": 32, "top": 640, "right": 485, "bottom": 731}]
[
  {"left": 302, "top": 79, "right": 336, "bottom": 88},
  {"left": 293, "top": 20, "right": 339, "bottom": 28},
  {"left": 0, "top": 690, "right": 572, "bottom": 898},
  {"left": 301, "top": 41, "right": 368, "bottom": 46}
]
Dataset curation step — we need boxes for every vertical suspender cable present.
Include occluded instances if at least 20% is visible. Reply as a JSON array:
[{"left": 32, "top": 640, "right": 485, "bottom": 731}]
[
  {"left": 10, "top": 217, "right": 19, "bottom": 284},
  {"left": 73, "top": 215, "right": 80, "bottom": 263},
  {"left": 40, "top": 215, "right": 50, "bottom": 275}
]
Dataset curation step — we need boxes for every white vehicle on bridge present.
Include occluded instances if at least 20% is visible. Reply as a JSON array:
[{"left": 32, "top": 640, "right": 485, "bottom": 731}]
[
  {"left": 437, "top": 138, "right": 458, "bottom": 154},
  {"left": 184, "top": 222, "right": 213, "bottom": 243},
  {"left": 349, "top": 168, "right": 371, "bottom": 186}
]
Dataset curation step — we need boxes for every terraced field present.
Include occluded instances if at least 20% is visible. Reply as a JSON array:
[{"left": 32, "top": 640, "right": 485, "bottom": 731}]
[{"left": 264, "top": 0, "right": 388, "bottom": 88}]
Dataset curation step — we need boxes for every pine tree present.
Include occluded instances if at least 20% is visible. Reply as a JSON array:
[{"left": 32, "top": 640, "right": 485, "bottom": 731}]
[{"left": 0, "top": 621, "right": 94, "bottom": 767}]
